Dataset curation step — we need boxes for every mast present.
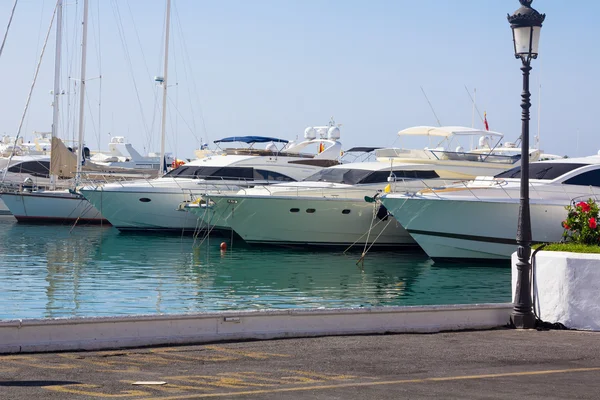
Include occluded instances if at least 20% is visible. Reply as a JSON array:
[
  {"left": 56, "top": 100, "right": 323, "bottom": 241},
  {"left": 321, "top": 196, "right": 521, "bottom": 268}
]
[
  {"left": 50, "top": 0, "right": 63, "bottom": 188},
  {"left": 75, "top": 0, "right": 89, "bottom": 184},
  {"left": 159, "top": 0, "right": 171, "bottom": 176}
]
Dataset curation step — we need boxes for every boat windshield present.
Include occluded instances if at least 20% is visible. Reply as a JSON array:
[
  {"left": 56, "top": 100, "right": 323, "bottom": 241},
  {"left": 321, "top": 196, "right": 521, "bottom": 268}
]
[
  {"left": 7, "top": 160, "right": 50, "bottom": 178},
  {"left": 164, "top": 166, "right": 294, "bottom": 182},
  {"left": 303, "top": 168, "right": 438, "bottom": 185},
  {"left": 494, "top": 163, "right": 587, "bottom": 180}
]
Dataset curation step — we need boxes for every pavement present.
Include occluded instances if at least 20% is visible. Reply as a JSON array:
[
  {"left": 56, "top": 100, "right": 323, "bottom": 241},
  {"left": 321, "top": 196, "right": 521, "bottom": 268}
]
[{"left": 0, "top": 328, "right": 599, "bottom": 399}]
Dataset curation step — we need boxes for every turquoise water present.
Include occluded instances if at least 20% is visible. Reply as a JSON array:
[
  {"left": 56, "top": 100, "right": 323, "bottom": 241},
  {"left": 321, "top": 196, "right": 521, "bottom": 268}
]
[{"left": 0, "top": 216, "right": 511, "bottom": 320}]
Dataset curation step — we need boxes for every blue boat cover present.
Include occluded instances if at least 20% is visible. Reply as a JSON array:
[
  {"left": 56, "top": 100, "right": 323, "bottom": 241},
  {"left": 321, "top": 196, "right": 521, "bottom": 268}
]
[{"left": 214, "top": 136, "right": 289, "bottom": 144}]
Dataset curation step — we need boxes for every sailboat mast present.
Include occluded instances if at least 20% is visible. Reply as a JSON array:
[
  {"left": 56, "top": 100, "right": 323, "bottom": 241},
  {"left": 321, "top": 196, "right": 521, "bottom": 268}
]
[
  {"left": 159, "top": 0, "right": 171, "bottom": 176},
  {"left": 50, "top": 0, "right": 63, "bottom": 188},
  {"left": 76, "top": 0, "right": 89, "bottom": 183}
]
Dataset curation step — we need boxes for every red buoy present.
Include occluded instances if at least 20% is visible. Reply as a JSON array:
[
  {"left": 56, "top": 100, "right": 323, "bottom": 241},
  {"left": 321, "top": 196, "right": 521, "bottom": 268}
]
[{"left": 220, "top": 242, "right": 227, "bottom": 251}]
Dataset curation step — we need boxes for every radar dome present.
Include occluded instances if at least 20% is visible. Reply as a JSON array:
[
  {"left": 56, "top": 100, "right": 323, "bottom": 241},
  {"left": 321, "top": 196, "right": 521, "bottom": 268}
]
[
  {"left": 455, "top": 146, "right": 464, "bottom": 153},
  {"left": 304, "top": 127, "right": 317, "bottom": 140},
  {"left": 478, "top": 136, "right": 490, "bottom": 148},
  {"left": 327, "top": 126, "right": 341, "bottom": 140}
]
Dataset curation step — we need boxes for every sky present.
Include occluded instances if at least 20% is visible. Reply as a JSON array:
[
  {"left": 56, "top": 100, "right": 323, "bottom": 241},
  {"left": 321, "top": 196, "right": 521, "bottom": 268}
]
[{"left": 0, "top": 0, "right": 598, "bottom": 160}]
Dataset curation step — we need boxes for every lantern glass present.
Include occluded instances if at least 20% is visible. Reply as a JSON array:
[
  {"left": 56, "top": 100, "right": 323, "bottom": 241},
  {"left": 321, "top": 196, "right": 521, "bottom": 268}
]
[{"left": 512, "top": 25, "right": 541, "bottom": 58}]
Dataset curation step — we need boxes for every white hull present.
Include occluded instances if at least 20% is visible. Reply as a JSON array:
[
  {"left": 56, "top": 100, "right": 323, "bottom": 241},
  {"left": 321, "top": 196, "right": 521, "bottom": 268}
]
[
  {"left": 210, "top": 195, "right": 415, "bottom": 247},
  {"left": 81, "top": 186, "right": 201, "bottom": 231},
  {"left": 1, "top": 190, "right": 105, "bottom": 223},
  {"left": 382, "top": 196, "right": 568, "bottom": 260}
]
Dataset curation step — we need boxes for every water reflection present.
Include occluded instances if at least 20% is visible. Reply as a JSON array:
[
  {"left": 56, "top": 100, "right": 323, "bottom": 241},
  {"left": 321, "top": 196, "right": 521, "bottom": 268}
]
[{"left": 0, "top": 216, "right": 510, "bottom": 320}]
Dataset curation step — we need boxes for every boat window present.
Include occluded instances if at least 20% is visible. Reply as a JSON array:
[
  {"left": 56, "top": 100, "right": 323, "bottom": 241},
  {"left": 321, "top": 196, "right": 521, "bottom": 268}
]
[
  {"left": 290, "top": 208, "right": 300, "bottom": 213},
  {"left": 306, "top": 208, "right": 316, "bottom": 213},
  {"left": 302, "top": 169, "right": 373, "bottom": 184},
  {"left": 342, "top": 209, "right": 351, "bottom": 214},
  {"left": 164, "top": 166, "right": 255, "bottom": 180},
  {"left": 495, "top": 163, "right": 587, "bottom": 180},
  {"left": 563, "top": 169, "right": 600, "bottom": 187},
  {"left": 139, "top": 198, "right": 151, "bottom": 203},
  {"left": 7, "top": 161, "right": 50, "bottom": 178},
  {"left": 303, "top": 168, "right": 439, "bottom": 185},
  {"left": 253, "top": 169, "right": 295, "bottom": 182},
  {"left": 358, "top": 170, "right": 439, "bottom": 184}
]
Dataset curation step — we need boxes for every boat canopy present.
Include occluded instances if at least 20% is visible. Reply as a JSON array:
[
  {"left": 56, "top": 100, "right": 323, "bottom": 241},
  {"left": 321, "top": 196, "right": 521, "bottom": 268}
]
[
  {"left": 398, "top": 126, "right": 504, "bottom": 139},
  {"left": 214, "top": 136, "right": 289, "bottom": 144}
]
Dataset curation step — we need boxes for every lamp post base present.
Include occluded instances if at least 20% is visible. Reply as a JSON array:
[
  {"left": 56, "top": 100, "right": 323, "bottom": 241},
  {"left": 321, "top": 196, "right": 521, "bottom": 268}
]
[{"left": 511, "top": 313, "right": 536, "bottom": 329}]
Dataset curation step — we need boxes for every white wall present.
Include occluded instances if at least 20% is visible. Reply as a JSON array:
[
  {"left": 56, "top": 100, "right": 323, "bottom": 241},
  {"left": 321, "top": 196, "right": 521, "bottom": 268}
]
[{"left": 512, "top": 251, "right": 600, "bottom": 331}]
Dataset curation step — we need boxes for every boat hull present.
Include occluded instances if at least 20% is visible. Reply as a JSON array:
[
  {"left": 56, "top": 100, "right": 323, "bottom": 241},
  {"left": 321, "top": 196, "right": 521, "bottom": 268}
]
[
  {"left": 1, "top": 191, "right": 106, "bottom": 223},
  {"left": 213, "top": 195, "right": 415, "bottom": 247},
  {"left": 81, "top": 188, "right": 201, "bottom": 231},
  {"left": 382, "top": 196, "right": 567, "bottom": 260}
]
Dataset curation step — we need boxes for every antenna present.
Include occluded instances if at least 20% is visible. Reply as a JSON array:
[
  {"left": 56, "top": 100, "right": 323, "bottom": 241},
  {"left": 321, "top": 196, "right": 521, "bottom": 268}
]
[
  {"left": 464, "top": 85, "right": 484, "bottom": 125},
  {"left": 420, "top": 86, "right": 442, "bottom": 127},
  {"left": 471, "top": 88, "right": 476, "bottom": 128}
]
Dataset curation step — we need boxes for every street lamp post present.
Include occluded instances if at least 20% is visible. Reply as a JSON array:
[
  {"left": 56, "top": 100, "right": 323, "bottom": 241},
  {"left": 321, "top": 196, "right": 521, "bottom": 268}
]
[{"left": 507, "top": 0, "right": 545, "bottom": 329}]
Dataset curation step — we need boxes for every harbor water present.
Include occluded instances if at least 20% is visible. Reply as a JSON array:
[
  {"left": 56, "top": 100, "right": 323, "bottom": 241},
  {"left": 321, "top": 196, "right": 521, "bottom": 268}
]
[{"left": 0, "top": 216, "right": 511, "bottom": 320}]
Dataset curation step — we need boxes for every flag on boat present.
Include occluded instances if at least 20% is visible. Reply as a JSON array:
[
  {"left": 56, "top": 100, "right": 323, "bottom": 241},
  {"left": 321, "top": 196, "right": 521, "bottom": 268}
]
[
  {"left": 484, "top": 112, "right": 489, "bottom": 131},
  {"left": 318, "top": 142, "right": 325, "bottom": 153}
]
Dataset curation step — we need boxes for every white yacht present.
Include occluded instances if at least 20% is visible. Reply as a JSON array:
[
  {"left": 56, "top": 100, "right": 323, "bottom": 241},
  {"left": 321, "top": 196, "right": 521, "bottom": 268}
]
[
  {"left": 188, "top": 159, "right": 447, "bottom": 247},
  {"left": 90, "top": 136, "right": 173, "bottom": 170},
  {"left": 380, "top": 157, "right": 600, "bottom": 261},
  {"left": 185, "top": 125, "right": 538, "bottom": 248},
  {"left": 80, "top": 126, "right": 343, "bottom": 231},
  {"left": 374, "top": 125, "right": 542, "bottom": 178}
]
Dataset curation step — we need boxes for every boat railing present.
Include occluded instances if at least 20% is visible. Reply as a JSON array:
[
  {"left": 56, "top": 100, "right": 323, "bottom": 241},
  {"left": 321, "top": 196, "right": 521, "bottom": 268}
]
[{"left": 429, "top": 150, "right": 521, "bottom": 164}]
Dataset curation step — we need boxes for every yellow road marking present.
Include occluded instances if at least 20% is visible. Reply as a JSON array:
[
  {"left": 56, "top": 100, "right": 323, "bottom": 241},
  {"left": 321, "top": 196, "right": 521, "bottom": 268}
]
[
  {"left": 2, "top": 356, "right": 75, "bottom": 370},
  {"left": 282, "top": 370, "right": 356, "bottom": 381},
  {"left": 149, "top": 349, "right": 236, "bottom": 363},
  {"left": 140, "top": 367, "right": 600, "bottom": 400},
  {"left": 203, "top": 346, "right": 290, "bottom": 359},
  {"left": 43, "top": 383, "right": 149, "bottom": 397},
  {"left": 120, "top": 381, "right": 215, "bottom": 394},
  {"left": 165, "top": 375, "right": 274, "bottom": 389}
]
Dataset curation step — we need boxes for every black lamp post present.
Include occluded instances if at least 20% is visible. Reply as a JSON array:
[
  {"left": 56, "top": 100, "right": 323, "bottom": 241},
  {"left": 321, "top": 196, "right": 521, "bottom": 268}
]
[{"left": 507, "top": 0, "right": 545, "bottom": 329}]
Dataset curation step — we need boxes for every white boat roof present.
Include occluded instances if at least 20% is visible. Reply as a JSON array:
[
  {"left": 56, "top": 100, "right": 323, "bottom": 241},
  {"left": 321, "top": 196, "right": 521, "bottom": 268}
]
[
  {"left": 398, "top": 125, "right": 504, "bottom": 139},
  {"left": 537, "top": 155, "right": 600, "bottom": 164}
]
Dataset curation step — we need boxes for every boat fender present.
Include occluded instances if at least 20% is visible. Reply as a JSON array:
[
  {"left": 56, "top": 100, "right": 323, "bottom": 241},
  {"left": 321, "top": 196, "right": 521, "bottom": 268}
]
[{"left": 376, "top": 204, "right": 389, "bottom": 221}]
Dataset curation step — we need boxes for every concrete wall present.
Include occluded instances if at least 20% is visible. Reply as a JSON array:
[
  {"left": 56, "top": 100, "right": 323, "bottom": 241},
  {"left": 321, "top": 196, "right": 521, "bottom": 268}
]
[
  {"left": 0, "top": 304, "right": 511, "bottom": 354},
  {"left": 512, "top": 251, "right": 600, "bottom": 331}
]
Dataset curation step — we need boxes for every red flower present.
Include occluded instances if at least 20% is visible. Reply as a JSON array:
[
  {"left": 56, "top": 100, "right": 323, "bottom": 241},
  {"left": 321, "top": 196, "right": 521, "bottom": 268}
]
[
  {"left": 577, "top": 201, "right": 591, "bottom": 213},
  {"left": 562, "top": 220, "right": 571, "bottom": 230},
  {"left": 590, "top": 217, "right": 597, "bottom": 229}
]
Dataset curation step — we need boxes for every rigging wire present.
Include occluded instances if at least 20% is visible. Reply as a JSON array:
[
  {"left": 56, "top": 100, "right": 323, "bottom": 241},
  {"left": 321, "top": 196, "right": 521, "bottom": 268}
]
[
  {"left": 109, "top": 0, "right": 152, "bottom": 150},
  {"left": 2, "top": 1, "right": 58, "bottom": 183},
  {"left": 0, "top": 0, "right": 18, "bottom": 62},
  {"left": 173, "top": 1, "right": 209, "bottom": 145},
  {"left": 464, "top": 85, "right": 485, "bottom": 126},
  {"left": 125, "top": 0, "right": 162, "bottom": 154},
  {"left": 89, "top": 0, "right": 102, "bottom": 150},
  {"left": 420, "top": 86, "right": 442, "bottom": 127}
]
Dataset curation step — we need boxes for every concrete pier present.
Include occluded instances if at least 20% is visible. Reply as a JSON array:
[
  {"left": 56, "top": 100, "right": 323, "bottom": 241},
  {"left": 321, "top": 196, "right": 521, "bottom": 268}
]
[{"left": 0, "top": 303, "right": 511, "bottom": 354}]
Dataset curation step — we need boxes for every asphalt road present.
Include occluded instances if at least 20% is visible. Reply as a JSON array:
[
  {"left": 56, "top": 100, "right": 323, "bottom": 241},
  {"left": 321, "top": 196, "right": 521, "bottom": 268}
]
[{"left": 1, "top": 329, "right": 599, "bottom": 399}]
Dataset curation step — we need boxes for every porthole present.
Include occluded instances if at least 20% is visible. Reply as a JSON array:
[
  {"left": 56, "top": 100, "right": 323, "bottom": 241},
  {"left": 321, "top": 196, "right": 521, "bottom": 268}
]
[
  {"left": 342, "top": 209, "right": 351, "bottom": 214},
  {"left": 306, "top": 208, "right": 316, "bottom": 213},
  {"left": 139, "top": 198, "right": 152, "bottom": 203},
  {"left": 290, "top": 208, "right": 300, "bottom": 213}
]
